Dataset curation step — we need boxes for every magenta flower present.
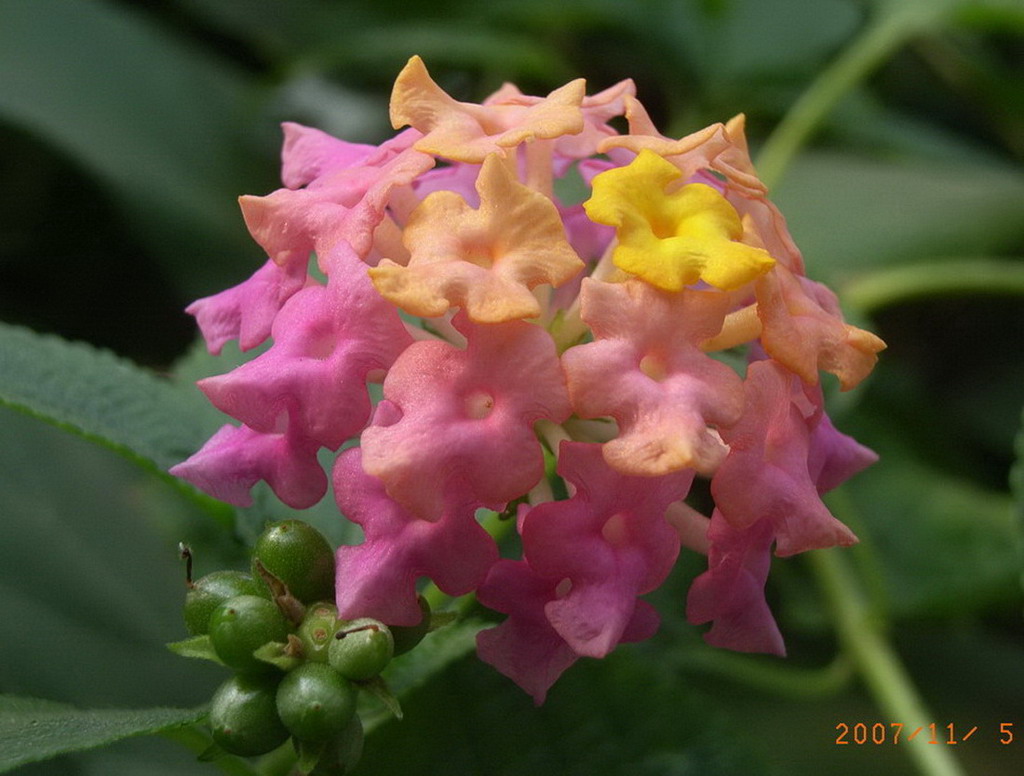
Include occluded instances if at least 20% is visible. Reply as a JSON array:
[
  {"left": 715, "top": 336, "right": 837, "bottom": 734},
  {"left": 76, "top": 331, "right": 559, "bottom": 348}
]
[
  {"left": 333, "top": 448, "right": 498, "bottom": 626},
  {"left": 169, "top": 422, "right": 326, "bottom": 510},
  {"left": 712, "top": 359, "right": 858, "bottom": 556},
  {"left": 686, "top": 512, "right": 784, "bottom": 655},
  {"left": 476, "top": 559, "right": 660, "bottom": 705},
  {"left": 518, "top": 442, "right": 693, "bottom": 657},
  {"left": 173, "top": 56, "right": 884, "bottom": 702},
  {"left": 197, "top": 242, "right": 412, "bottom": 451}
]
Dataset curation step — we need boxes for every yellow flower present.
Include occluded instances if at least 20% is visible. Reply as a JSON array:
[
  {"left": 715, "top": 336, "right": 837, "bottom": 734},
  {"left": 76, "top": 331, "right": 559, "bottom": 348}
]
[{"left": 584, "top": 149, "right": 775, "bottom": 291}]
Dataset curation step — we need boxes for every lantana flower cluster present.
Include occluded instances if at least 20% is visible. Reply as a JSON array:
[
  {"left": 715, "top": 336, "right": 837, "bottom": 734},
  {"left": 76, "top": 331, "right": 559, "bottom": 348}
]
[{"left": 173, "top": 56, "right": 885, "bottom": 704}]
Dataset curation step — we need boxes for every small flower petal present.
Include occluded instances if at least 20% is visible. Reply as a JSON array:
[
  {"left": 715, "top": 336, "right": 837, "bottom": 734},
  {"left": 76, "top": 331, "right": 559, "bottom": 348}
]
[
  {"left": 711, "top": 360, "right": 858, "bottom": 555},
  {"left": 369, "top": 154, "right": 584, "bottom": 323},
  {"left": 562, "top": 279, "right": 745, "bottom": 476},
  {"left": 169, "top": 423, "right": 326, "bottom": 509},
  {"left": 360, "top": 312, "right": 572, "bottom": 520},
  {"left": 585, "top": 150, "right": 775, "bottom": 291},
  {"left": 390, "top": 55, "right": 585, "bottom": 163},
  {"left": 686, "top": 512, "right": 785, "bottom": 656},
  {"left": 756, "top": 265, "right": 886, "bottom": 390},
  {"left": 521, "top": 442, "right": 692, "bottom": 657},
  {"left": 332, "top": 448, "right": 498, "bottom": 626}
]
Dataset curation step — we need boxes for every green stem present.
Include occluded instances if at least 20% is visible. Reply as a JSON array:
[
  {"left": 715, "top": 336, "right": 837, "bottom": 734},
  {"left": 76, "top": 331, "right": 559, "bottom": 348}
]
[
  {"left": 678, "top": 649, "right": 853, "bottom": 699},
  {"left": 842, "top": 257, "right": 1024, "bottom": 314},
  {"left": 757, "top": 1, "right": 954, "bottom": 189},
  {"left": 808, "top": 549, "right": 966, "bottom": 776}
]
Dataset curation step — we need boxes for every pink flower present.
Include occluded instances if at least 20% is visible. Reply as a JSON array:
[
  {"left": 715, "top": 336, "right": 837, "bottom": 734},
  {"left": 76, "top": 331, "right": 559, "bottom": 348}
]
[
  {"left": 711, "top": 359, "right": 858, "bottom": 556},
  {"left": 520, "top": 442, "right": 693, "bottom": 657},
  {"left": 333, "top": 448, "right": 498, "bottom": 626},
  {"left": 186, "top": 258, "right": 308, "bottom": 355},
  {"left": 173, "top": 58, "right": 885, "bottom": 703},
  {"left": 562, "top": 278, "right": 745, "bottom": 476},
  {"left": 195, "top": 242, "right": 411, "bottom": 451},
  {"left": 476, "top": 559, "right": 660, "bottom": 705},
  {"left": 360, "top": 312, "right": 572, "bottom": 520},
  {"left": 686, "top": 512, "right": 785, "bottom": 655},
  {"left": 169, "top": 422, "right": 325, "bottom": 509}
]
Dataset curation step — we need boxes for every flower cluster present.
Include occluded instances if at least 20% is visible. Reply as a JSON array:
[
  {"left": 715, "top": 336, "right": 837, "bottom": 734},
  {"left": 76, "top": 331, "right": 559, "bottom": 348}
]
[{"left": 173, "top": 56, "right": 885, "bottom": 704}]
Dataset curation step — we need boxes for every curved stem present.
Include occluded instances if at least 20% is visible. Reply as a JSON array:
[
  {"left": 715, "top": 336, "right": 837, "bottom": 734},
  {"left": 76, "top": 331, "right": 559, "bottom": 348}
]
[
  {"left": 757, "top": 1, "right": 954, "bottom": 189},
  {"left": 678, "top": 649, "right": 853, "bottom": 699},
  {"left": 808, "top": 548, "right": 966, "bottom": 776},
  {"left": 842, "top": 257, "right": 1024, "bottom": 314}
]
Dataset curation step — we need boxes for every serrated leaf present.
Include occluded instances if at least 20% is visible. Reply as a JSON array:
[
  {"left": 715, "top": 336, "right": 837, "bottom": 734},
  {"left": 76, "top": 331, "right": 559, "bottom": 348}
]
[
  {"left": 0, "top": 694, "right": 205, "bottom": 773},
  {"left": 0, "top": 323, "right": 227, "bottom": 502},
  {"left": 166, "top": 635, "right": 225, "bottom": 667}
]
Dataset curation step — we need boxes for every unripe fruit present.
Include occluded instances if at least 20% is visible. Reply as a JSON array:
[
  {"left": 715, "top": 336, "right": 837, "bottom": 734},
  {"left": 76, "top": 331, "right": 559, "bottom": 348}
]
[
  {"left": 209, "top": 594, "right": 291, "bottom": 674},
  {"left": 297, "top": 602, "right": 341, "bottom": 663},
  {"left": 390, "top": 595, "right": 431, "bottom": 656},
  {"left": 328, "top": 618, "right": 394, "bottom": 681},
  {"left": 253, "top": 520, "right": 335, "bottom": 603},
  {"left": 209, "top": 674, "right": 288, "bottom": 756},
  {"left": 183, "top": 571, "right": 264, "bottom": 635},
  {"left": 275, "top": 663, "right": 357, "bottom": 742}
]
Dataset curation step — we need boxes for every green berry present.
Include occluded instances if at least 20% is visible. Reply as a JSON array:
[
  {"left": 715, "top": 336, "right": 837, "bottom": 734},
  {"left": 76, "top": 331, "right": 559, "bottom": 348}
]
[
  {"left": 297, "top": 602, "right": 341, "bottom": 663},
  {"left": 183, "top": 571, "right": 264, "bottom": 635},
  {"left": 253, "top": 520, "right": 335, "bottom": 603},
  {"left": 275, "top": 663, "right": 357, "bottom": 742},
  {"left": 209, "top": 674, "right": 288, "bottom": 756},
  {"left": 390, "top": 595, "right": 431, "bottom": 656},
  {"left": 209, "top": 594, "right": 291, "bottom": 674},
  {"left": 328, "top": 618, "right": 394, "bottom": 681}
]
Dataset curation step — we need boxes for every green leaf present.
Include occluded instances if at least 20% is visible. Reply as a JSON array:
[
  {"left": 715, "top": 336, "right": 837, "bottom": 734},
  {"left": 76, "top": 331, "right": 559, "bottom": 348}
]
[
  {"left": 357, "top": 677, "right": 403, "bottom": 722},
  {"left": 359, "top": 643, "right": 768, "bottom": 776},
  {"left": 0, "top": 0, "right": 267, "bottom": 293},
  {"left": 362, "top": 618, "right": 484, "bottom": 733},
  {"left": 0, "top": 694, "right": 205, "bottom": 773},
  {"left": 0, "top": 323, "right": 226, "bottom": 503},
  {"left": 0, "top": 407, "right": 231, "bottom": 708},
  {"left": 840, "top": 431, "right": 1018, "bottom": 619},
  {"left": 1011, "top": 405, "right": 1024, "bottom": 598},
  {"left": 166, "top": 636, "right": 226, "bottom": 667},
  {"left": 773, "top": 152, "right": 1024, "bottom": 287}
]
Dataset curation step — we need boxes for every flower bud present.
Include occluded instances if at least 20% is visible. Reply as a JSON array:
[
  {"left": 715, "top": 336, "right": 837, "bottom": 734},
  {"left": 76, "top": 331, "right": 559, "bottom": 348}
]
[{"left": 297, "top": 602, "right": 342, "bottom": 663}]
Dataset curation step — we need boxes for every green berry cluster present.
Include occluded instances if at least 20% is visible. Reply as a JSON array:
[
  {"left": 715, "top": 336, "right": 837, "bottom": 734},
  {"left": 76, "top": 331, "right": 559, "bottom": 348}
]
[{"left": 172, "top": 520, "right": 431, "bottom": 774}]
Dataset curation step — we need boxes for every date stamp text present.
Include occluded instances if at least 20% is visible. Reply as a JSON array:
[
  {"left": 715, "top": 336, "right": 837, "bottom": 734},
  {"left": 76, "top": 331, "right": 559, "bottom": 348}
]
[{"left": 835, "top": 722, "right": 1016, "bottom": 746}]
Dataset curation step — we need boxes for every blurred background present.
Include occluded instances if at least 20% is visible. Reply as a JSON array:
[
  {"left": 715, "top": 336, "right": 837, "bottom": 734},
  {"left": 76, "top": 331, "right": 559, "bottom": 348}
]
[{"left": 1, "top": 1, "right": 1022, "bottom": 774}]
